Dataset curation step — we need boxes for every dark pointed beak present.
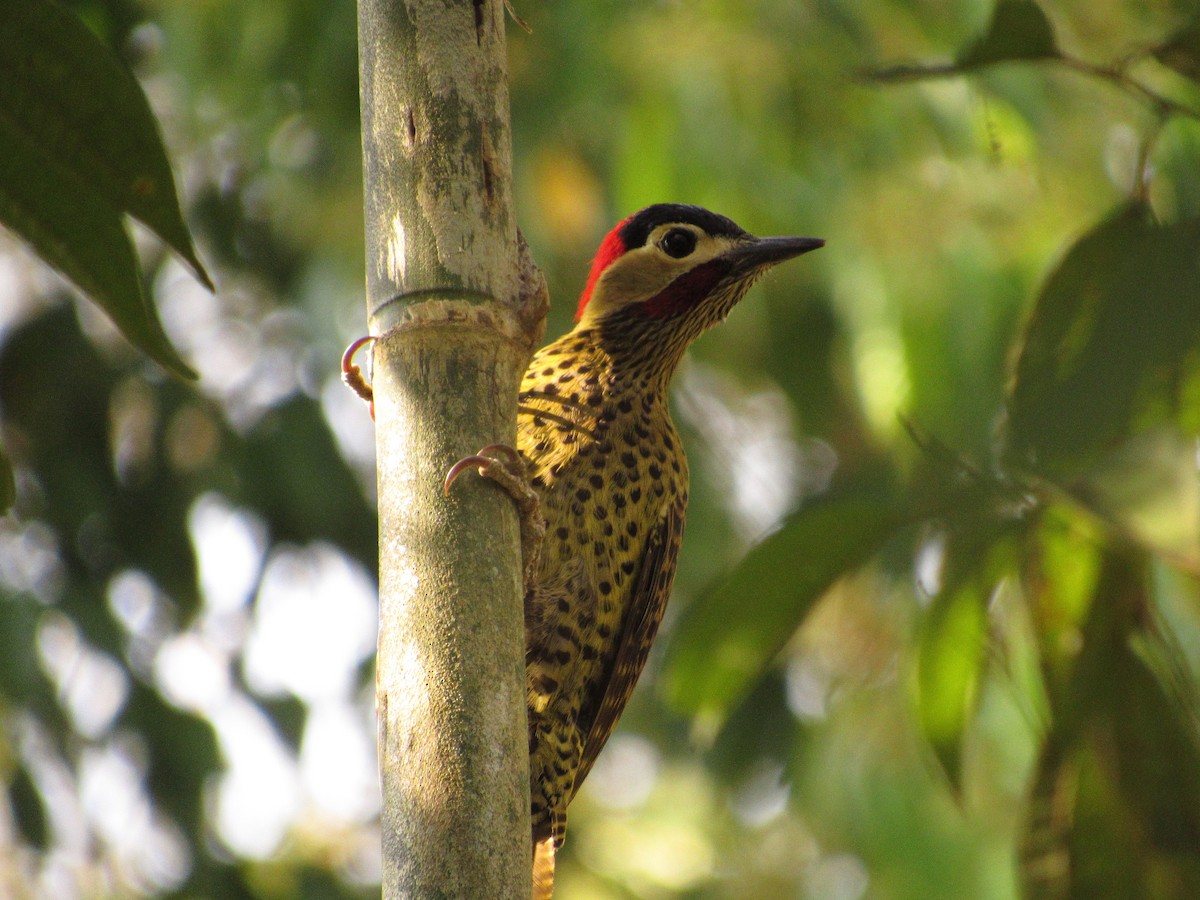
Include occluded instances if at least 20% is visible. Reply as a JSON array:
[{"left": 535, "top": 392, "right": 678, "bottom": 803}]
[{"left": 726, "top": 235, "right": 825, "bottom": 273}]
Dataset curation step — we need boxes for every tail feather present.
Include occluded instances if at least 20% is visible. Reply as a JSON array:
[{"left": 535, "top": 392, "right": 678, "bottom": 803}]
[{"left": 531, "top": 837, "right": 556, "bottom": 900}]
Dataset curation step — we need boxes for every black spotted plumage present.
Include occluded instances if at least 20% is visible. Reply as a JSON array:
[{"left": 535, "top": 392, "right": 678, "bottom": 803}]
[{"left": 475, "top": 204, "right": 822, "bottom": 900}]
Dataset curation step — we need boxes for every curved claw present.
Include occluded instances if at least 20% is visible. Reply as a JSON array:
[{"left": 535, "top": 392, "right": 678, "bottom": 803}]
[
  {"left": 444, "top": 454, "right": 497, "bottom": 496},
  {"left": 444, "top": 443, "right": 544, "bottom": 592},
  {"left": 341, "top": 336, "right": 377, "bottom": 415},
  {"left": 444, "top": 444, "right": 525, "bottom": 495},
  {"left": 473, "top": 443, "right": 524, "bottom": 468}
]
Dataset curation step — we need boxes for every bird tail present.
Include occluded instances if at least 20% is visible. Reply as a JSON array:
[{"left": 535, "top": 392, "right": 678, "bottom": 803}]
[{"left": 531, "top": 837, "right": 556, "bottom": 900}]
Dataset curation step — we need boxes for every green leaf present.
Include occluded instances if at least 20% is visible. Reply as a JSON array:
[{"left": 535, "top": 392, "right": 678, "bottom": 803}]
[
  {"left": 1022, "top": 644, "right": 1200, "bottom": 896},
  {"left": 909, "top": 502, "right": 1021, "bottom": 791},
  {"left": 662, "top": 483, "right": 904, "bottom": 731},
  {"left": 0, "top": 0, "right": 211, "bottom": 288},
  {"left": 0, "top": 0, "right": 208, "bottom": 379},
  {"left": 912, "top": 582, "right": 988, "bottom": 791},
  {"left": 123, "top": 681, "right": 221, "bottom": 835},
  {"left": 1153, "top": 20, "right": 1200, "bottom": 83},
  {"left": 1032, "top": 509, "right": 1104, "bottom": 661},
  {"left": 0, "top": 441, "right": 13, "bottom": 513},
  {"left": 957, "top": 1, "right": 1060, "bottom": 69},
  {"left": 1006, "top": 205, "right": 1200, "bottom": 477},
  {"left": 8, "top": 765, "right": 48, "bottom": 850},
  {"left": 0, "top": 596, "right": 53, "bottom": 715},
  {"left": 1021, "top": 547, "right": 1200, "bottom": 896},
  {"left": 1072, "top": 429, "right": 1200, "bottom": 570},
  {"left": 0, "top": 124, "right": 196, "bottom": 379}
]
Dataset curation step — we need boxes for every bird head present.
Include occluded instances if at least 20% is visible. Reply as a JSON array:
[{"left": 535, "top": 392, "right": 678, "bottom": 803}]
[{"left": 574, "top": 204, "right": 823, "bottom": 333}]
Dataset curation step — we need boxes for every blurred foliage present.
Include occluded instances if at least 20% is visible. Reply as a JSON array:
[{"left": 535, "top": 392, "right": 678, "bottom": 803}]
[
  {"left": 1, "top": 0, "right": 1199, "bottom": 897},
  {"left": 0, "top": 0, "right": 210, "bottom": 388}
]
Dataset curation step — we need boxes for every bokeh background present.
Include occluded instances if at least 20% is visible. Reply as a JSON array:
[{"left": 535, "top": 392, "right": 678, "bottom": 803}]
[{"left": 2, "top": 1, "right": 1200, "bottom": 897}]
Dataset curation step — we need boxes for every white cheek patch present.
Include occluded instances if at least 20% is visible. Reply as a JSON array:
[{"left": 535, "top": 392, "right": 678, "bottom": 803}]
[
  {"left": 600, "top": 251, "right": 679, "bottom": 305},
  {"left": 580, "top": 232, "right": 743, "bottom": 324}
]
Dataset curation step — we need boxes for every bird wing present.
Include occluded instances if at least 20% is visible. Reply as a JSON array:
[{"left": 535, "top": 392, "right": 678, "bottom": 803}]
[{"left": 571, "top": 499, "right": 686, "bottom": 798}]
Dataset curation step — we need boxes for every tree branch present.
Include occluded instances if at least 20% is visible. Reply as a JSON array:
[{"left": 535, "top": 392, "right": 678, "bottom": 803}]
[{"left": 357, "top": 0, "right": 544, "bottom": 894}]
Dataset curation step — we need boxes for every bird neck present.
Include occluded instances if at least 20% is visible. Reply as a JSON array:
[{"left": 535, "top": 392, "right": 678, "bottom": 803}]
[
  {"left": 575, "top": 275, "right": 755, "bottom": 385},
  {"left": 575, "top": 314, "right": 694, "bottom": 393},
  {"left": 532, "top": 328, "right": 661, "bottom": 408}
]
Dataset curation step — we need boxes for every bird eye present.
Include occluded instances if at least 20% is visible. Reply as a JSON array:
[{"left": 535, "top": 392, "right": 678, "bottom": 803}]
[{"left": 659, "top": 228, "right": 697, "bottom": 259}]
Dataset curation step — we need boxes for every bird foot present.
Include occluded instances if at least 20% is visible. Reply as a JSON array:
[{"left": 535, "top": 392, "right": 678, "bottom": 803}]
[
  {"left": 341, "top": 335, "right": 377, "bottom": 419},
  {"left": 445, "top": 444, "right": 545, "bottom": 591}
]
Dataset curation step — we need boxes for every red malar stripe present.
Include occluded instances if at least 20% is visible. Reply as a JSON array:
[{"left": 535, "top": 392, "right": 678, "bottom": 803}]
[{"left": 638, "top": 259, "right": 728, "bottom": 319}]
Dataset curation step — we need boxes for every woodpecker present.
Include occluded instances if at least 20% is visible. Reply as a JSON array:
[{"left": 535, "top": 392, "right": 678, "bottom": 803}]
[{"left": 442, "top": 204, "right": 823, "bottom": 899}]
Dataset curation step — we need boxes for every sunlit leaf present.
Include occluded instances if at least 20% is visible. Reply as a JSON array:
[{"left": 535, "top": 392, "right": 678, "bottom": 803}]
[
  {"left": 662, "top": 483, "right": 904, "bottom": 731},
  {"left": 909, "top": 505, "right": 1022, "bottom": 791},
  {"left": 1006, "top": 205, "right": 1200, "bottom": 476},
  {"left": 1071, "top": 429, "right": 1200, "bottom": 570},
  {"left": 957, "top": 0, "right": 1060, "bottom": 68},
  {"left": 0, "top": 0, "right": 205, "bottom": 379},
  {"left": 1153, "top": 19, "right": 1200, "bottom": 83},
  {"left": 912, "top": 583, "right": 988, "bottom": 790},
  {"left": 1031, "top": 509, "right": 1103, "bottom": 661}
]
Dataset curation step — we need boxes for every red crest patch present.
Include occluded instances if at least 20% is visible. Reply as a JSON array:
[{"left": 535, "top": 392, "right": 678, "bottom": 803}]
[{"left": 575, "top": 219, "right": 631, "bottom": 321}]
